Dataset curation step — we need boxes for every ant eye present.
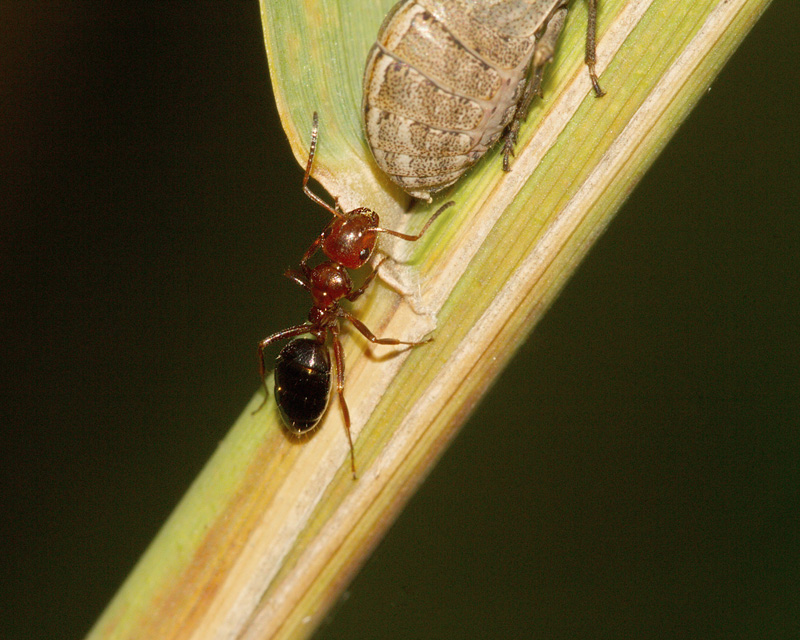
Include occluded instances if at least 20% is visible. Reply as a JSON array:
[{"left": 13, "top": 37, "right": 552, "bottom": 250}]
[{"left": 359, "top": 248, "right": 369, "bottom": 261}]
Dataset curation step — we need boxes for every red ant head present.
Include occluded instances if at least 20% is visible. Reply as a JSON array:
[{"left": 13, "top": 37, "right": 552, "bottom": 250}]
[
  {"left": 308, "top": 261, "right": 353, "bottom": 310},
  {"left": 321, "top": 208, "right": 380, "bottom": 269}
]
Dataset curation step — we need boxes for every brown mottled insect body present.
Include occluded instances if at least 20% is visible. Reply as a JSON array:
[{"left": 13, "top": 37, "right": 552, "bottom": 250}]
[{"left": 363, "top": 0, "right": 603, "bottom": 200}]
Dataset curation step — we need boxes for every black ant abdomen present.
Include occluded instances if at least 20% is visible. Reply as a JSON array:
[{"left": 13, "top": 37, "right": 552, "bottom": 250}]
[{"left": 274, "top": 338, "right": 332, "bottom": 433}]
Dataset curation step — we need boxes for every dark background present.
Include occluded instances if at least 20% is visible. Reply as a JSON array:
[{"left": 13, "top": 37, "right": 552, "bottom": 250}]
[{"left": 1, "top": 2, "right": 798, "bottom": 638}]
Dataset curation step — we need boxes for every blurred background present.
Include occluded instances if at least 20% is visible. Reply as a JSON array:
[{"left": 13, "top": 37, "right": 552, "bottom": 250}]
[{"left": 1, "top": 2, "right": 797, "bottom": 638}]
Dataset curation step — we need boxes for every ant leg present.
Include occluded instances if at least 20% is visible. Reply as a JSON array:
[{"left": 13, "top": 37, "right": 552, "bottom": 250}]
[
  {"left": 341, "top": 308, "right": 433, "bottom": 347},
  {"left": 254, "top": 323, "right": 313, "bottom": 413},
  {"left": 331, "top": 327, "right": 357, "bottom": 478},
  {"left": 346, "top": 258, "right": 386, "bottom": 302},
  {"left": 371, "top": 201, "right": 454, "bottom": 241},
  {"left": 302, "top": 112, "right": 343, "bottom": 219},
  {"left": 299, "top": 233, "right": 324, "bottom": 271}
]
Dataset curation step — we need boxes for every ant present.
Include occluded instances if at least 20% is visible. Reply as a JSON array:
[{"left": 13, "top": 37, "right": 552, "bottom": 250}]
[{"left": 258, "top": 112, "right": 454, "bottom": 478}]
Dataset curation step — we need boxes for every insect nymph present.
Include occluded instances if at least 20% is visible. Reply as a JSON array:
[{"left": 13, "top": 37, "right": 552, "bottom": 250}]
[
  {"left": 259, "top": 113, "right": 452, "bottom": 476},
  {"left": 363, "top": 0, "right": 604, "bottom": 200}
]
